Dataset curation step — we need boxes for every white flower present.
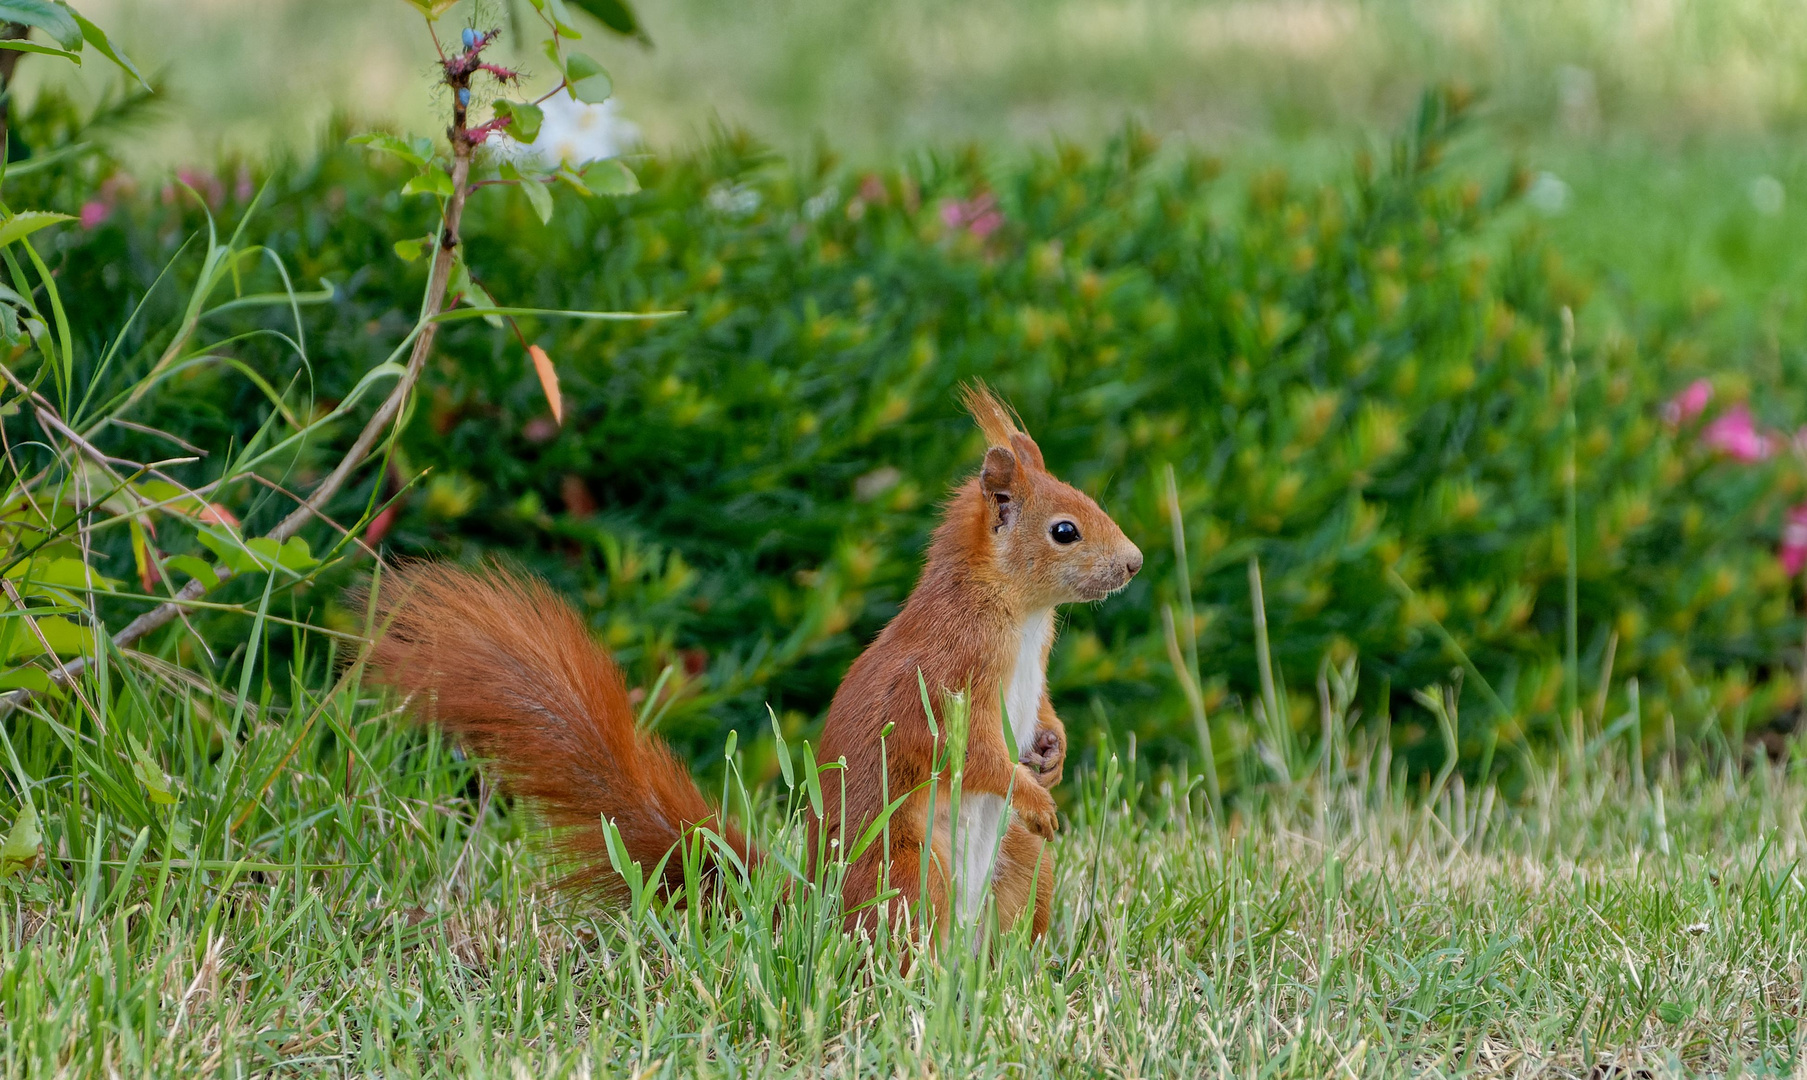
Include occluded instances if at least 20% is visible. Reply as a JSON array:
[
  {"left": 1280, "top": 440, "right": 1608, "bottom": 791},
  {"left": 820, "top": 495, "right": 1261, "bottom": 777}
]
[
  {"left": 1750, "top": 175, "right": 1785, "bottom": 217},
  {"left": 706, "top": 182, "right": 761, "bottom": 217},
  {"left": 803, "top": 188, "right": 839, "bottom": 221},
  {"left": 1527, "top": 171, "right": 1569, "bottom": 215},
  {"left": 493, "top": 92, "right": 639, "bottom": 170}
]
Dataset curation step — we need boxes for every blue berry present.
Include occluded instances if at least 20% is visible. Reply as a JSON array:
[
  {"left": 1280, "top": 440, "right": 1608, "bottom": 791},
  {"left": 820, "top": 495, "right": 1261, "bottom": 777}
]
[
  {"left": 456, "top": 87, "right": 471, "bottom": 108},
  {"left": 461, "top": 28, "right": 477, "bottom": 50}
]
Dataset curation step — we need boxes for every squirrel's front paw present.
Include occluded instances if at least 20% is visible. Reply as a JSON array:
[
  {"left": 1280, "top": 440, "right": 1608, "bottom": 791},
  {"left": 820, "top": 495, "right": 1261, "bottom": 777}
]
[
  {"left": 1013, "top": 767, "right": 1059, "bottom": 839},
  {"left": 1019, "top": 727, "right": 1065, "bottom": 788}
]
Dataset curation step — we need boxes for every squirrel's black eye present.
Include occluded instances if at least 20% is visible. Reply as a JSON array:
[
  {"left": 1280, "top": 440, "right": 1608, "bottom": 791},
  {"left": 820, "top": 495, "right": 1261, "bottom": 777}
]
[{"left": 1050, "top": 520, "right": 1081, "bottom": 545}]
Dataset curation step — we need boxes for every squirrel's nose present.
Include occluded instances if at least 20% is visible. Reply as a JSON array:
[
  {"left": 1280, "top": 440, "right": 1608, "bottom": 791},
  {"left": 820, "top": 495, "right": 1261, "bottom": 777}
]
[{"left": 1124, "top": 549, "right": 1144, "bottom": 578}]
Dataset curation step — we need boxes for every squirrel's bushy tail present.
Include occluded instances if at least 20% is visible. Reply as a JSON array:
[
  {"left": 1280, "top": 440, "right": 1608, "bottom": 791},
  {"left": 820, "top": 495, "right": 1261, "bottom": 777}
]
[{"left": 363, "top": 562, "right": 752, "bottom": 900}]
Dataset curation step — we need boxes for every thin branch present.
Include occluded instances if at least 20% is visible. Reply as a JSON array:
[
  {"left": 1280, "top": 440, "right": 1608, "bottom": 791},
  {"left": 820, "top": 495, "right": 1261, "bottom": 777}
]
[{"left": 0, "top": 365, "right": 158, "bottom": 511}]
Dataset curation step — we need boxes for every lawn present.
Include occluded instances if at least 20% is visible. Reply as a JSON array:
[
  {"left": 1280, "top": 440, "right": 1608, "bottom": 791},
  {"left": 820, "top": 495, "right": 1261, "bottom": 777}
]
[{"left": 5, "top": 660, "right": 1801, "bottom": 1076}]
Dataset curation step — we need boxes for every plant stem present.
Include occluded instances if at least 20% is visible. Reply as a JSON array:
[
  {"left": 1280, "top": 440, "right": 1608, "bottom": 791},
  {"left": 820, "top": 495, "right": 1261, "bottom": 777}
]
[
  {"left": 1163, "top": 464, "right": 1218, "bottom": 811},
  {"left": 1561, "top": 306, "right": 1581, "bottom": 776},
  {"left": 1162, "top": 605, "right": 1219, "bottom": 813},
  {"left": 1248, "top": 554, "right": 1284, "bottom": 771}
]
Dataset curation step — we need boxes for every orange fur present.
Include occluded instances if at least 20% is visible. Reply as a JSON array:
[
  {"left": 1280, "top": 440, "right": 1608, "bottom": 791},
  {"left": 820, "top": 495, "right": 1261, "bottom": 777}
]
[
  {"left": 364, "top": 385, "right": 1141, "bottom": 944},
  {"left": 814, "top": 383, "right": 1142, "bottom": 940},
  {"left": 362, "top": 563, "right": 752, "bottom": 901}
]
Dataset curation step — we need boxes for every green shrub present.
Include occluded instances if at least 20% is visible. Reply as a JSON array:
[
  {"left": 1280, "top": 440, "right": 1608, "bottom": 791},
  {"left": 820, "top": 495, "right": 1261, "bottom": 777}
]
[{"left": 26, "top": 91, "right": 1805, "bottom": 786}]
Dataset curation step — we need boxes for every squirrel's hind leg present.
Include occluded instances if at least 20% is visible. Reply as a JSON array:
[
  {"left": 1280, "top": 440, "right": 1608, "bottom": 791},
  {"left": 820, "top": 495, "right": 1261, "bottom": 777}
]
[
  {"left": 992, "top": 820, "right": 1056, "bottom": 939},
  {"left": 841, "top": 820, "right": 953, "bottom": 951}
]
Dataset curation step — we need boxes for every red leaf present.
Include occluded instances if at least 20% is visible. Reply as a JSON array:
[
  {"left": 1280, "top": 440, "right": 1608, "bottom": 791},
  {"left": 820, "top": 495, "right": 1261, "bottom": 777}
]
[
  {"left": 529, "top": 345, "right": 563, "bottom": 425},
  {"left": 198, "top": 503, "right": 239, "bottom": 528},
  {"left": 364, "top": 503, "right": 400, "bottom": 546}
]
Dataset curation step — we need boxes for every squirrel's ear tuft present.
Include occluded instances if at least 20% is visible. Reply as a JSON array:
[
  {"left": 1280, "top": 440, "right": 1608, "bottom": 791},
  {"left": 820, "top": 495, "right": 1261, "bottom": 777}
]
[
  {"left": 961, "top": 381, "right": 1020, "bottom": 450},
  {"left": 981, "top": 446, "right": 1019, "bottom": 530}
]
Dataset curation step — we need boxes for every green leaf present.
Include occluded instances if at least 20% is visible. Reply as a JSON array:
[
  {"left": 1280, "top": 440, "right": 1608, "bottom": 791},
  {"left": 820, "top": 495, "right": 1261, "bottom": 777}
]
[
  {"left": 0, "top": 38, "right": 78, "bottom": 62},
  {"left": 768, "top": 705, "right": 793, "bottom": 790},
  {"left": 583, "top": 159, "right": 639, "bottom": 197},
  {"left": 67, "top": 7, "right": 146, "bottom": 87},
  {"left": 274, "top": 536, "right": 318, "bottom": 572},
  {"left": 0, "top": 666, "right": 49, "bottom": 693},
  {"left": 199, "top": 532, "right": 314, "bottom": 576},
  {"left": 0, "top": 798, "right": 40, "bottom": 877},
  {"left": 494, "top": 100, "right": 544, "bottom": 144},
  {"left": 349, "top": 132, "right": 429, "bottom": 170},
  {"left": 6, "top": 556, "right": 114, "bottom": 591},
  {"left": 999, "top": 684, "right": 1018, "bottom": 762},
  {"left": 519, "top": 176, "right": 553, "bottom": 224},
  {"left": 916, "top": 669, "right": 938, "bottom": 739},
  {"left": 552, "top": 165, "right": 593, "bottom": 197},
  {"left": 0, "top": 1, "right": 81, "bottom": 50},
  {"left": 801, "top": 740, "right": 824, "bottom": 819},
  {"left": 569, "top": 0, "right": 649, "bottom": 43},
  {"left": 0, "top": 613, "right": 86, "bottom": 660},
  {"left": 564, "top": 52, "right": 613, "bottom": 104},
  {"left": 543, "top": 0, "right": 584, "bottom": 36},
  {"left": 129, "top": 738, "right": 177, "bottom": 806},
  {"left": 393, "top": 235, "right": 430, "bottom": 262},
  {"left": 216, "top": 536, "right": 320, "bottom": 575},
  {"left": 0, "top": 211, "right": 74, "bottom": 248},
  {"left": 846, "top": 789, "right": 912, "bottom": 863},
  {"left": 163, "top": 555, "right": 218, "bottom": 590},
  {"left": 401, "top": 165, "right": 454, "bottom": 199},
  {"left": 446, "top": 253, "right": 505, "bottom": 327},
  {"left": 196, "top": 531, "right": 260, "bottom": 575},
  {"left": 396, "top": 0, "right": 461, "bottom": 19}
]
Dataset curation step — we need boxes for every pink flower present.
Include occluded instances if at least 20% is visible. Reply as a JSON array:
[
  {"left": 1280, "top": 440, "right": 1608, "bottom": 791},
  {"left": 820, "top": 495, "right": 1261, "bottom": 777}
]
[
  {"left": 1662, "top": 378, "right": 1712, "bottom": 426},
  {"left": 968, "top": 207, "right": 1003, "bottom": 239},
  {"left": 176, "top": 168, "right": 224, "bottom": 208},
  {"left": 79, "top": 200, "right": 109, "bottom": 229},
  {"left": 939, "top": 192, "right": 1003, "bottom": 240},
  {"left": 1782, "top": 504, "right": 1807, "bottom": 576},
  {"left": 1701, "top": 404, "right": 1776, "bottom": 462}
]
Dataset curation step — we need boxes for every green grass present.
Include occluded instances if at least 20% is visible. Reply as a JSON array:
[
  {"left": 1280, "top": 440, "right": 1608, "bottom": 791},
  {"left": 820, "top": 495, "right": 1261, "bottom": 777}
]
[{"left": 5, "top": 642, "right": 1805, "bottom": 1076}]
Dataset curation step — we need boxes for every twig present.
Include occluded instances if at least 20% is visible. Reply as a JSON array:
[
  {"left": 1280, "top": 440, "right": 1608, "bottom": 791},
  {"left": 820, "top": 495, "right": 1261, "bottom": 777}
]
[{"left": 0, "top": 365, "right": 158, "bottom": 511}]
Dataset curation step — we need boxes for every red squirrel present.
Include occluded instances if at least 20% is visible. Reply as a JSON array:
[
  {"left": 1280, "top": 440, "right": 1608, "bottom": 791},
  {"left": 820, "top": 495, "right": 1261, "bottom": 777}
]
[{"left": 366, "top": 385, "right": 1142, "bottom": 942}]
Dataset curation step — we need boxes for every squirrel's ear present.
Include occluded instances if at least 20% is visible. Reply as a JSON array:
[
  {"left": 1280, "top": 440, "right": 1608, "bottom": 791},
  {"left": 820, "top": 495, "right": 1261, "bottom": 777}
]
[
  {"left": 981, "top": 446, "right": 1019, "bottom": 531},
  {"left": 1010, "top": 431, "right": 1046, "bottom": 472}
]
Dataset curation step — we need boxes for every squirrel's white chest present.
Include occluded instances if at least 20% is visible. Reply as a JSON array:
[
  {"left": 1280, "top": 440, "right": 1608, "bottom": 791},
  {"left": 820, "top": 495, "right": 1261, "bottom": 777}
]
[
  {"left": 948, "top": 609, "right": 1055, "bottom": 927},
  {"left": 1003, "top": 609, "right": 1053, "bottom": 754}
]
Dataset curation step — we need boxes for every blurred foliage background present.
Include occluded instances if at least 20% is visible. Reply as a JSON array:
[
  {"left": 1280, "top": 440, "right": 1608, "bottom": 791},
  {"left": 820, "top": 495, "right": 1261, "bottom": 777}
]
[
  {"left": 38, "top": 0, "right": 1807, "bottom": 157},
  {"left": 30, "top": 1, "right": 1807, "bottom": 366}
]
